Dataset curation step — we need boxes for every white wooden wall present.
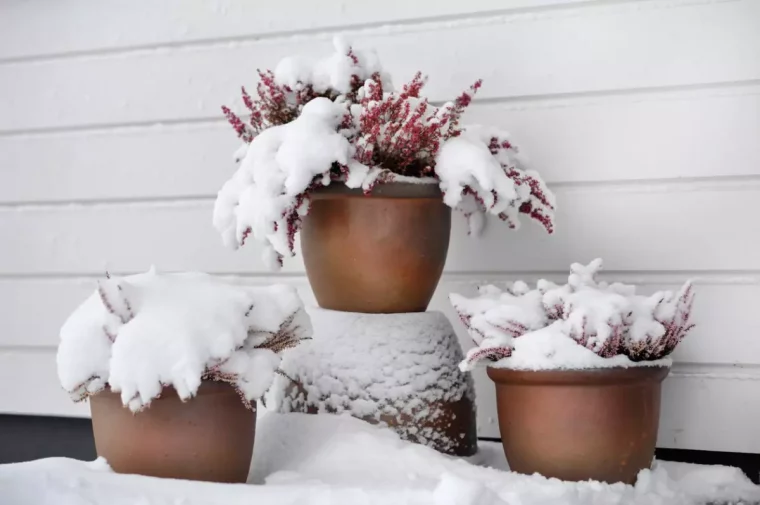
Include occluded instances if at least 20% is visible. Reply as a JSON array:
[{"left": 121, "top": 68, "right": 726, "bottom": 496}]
[{"left": 1, "top": 0, "right": 759, "bottom": 454}]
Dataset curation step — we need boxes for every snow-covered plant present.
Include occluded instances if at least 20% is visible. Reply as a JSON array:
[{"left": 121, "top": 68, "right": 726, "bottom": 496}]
[
  {"left": 222, "top": 41, "right": 389, "bottom": 143},
  {"left": 451, "top": 259, "right": 695, "bottom": 371},
  {"left": 57, "top": 269, "right": 311, "bottom": 412},
  {"left": 214, "top": 37, "right": 556, "bottom": 270},
  {"left": 349, "top": 72, "right": 476, "bottom": 178}
]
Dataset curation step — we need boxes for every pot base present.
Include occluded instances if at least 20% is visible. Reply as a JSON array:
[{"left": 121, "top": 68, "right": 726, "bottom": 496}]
[
  {"left": 488, "top": 366, "right": 670, "bottom": 484},
  {"left": 90, "top": 381, "right": 256, "bottom": 483}
]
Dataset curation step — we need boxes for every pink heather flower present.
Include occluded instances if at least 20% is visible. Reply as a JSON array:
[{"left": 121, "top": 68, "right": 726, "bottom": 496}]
[
  {"left": 624, "top": 282, "right": 696, "bottom": 361},
  {"left": 221, "top": 106, "right": 253, "bottom": 143},
  {"left": 350, "top": 73, "right": 480, "bottom": 177},
  {"left": 465, "top": 346, "right": 513, "bottom": 368},
  {"left": 222, "top": 60, "right": 482, "bottom": 178},
  {"left": 217, "top": 42, "right": 558, "bottom": 260}
]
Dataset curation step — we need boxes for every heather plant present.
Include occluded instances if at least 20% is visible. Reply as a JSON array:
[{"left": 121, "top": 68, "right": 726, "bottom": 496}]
[
  {"left": 214, "top": 38, "right": 556, "bottom": 269},
  {"left": 451, "top": 259, "right": 695, "bottom": 370},
  {"left": 221, "top": 45, "right": 383, "bottom": 144},
  {"left": 58, "top": 271, "right": 311, "bottom": 411}
]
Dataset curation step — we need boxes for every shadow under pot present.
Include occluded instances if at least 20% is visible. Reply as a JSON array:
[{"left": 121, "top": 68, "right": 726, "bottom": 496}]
[
  {"left": 300, "top": 182, "right": 451, "bottom": 314},
  {"left": 487, "top": 365, "right": 670, "bottom": 484},
  {"left": 90, "top": 380, "right": 256, "bottom": 483}
]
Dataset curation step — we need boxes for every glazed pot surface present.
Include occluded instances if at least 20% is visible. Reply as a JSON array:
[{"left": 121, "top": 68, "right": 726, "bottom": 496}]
[
  {"left": 300, "top": 183, "right": 451, "bottom": 314},
  {"left": 90, "top": 381, "right": 256, "bottom": 483},
  {"left": 488, "top": 366, "right": 670, "bottom": 484}
]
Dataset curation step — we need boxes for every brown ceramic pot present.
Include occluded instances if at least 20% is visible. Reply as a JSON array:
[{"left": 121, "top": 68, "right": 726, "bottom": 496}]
[
  {"left": 90, "top": 381, "right": 256, "bottom": 483},
  {"left": 488, "top": 366, "right": 670, "bottom": 484},
  {"left": 301, "top": 182, "right": 451, "bottom": 313}
]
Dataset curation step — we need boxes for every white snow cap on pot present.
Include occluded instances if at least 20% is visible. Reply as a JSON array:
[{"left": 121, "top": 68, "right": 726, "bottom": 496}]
[
  {"left": 451, "top": 259, "right": 695, "bottom": 372},
  {"left": 57, "top": 269, "right": 311, "bottom": 412},
  {"left": 213, "top": 97, "right": 355, "bottom": 270}
]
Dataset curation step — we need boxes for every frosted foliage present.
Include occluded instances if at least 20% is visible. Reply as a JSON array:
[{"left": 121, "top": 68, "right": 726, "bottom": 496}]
[
  {"left": 272, "top": 309, "right": 475, "bottom": 453},
  {"left": 275, "top": 36, "right": 388, "bottom": 95},
  {"left": 437, "top": 133, "right": 508, "bottom": 211},
  {"left": 213, "top": 98, "right": 354, "bottom": 269},
  {"left": 456, "top": 193, "right": 486, "bottom": 236},
  {"left": 57, "top": 270, "right": 311, "bottom": 411},
  {"left": 451, "top": 259, "right": 695, "bottom": 371},
  {"left": 55, "top": 294, "right": 113, "bottom": 399},
  {"left": 436, "top": 126, "right": 549, "bottom": 231},
  {"left": 4, "top": 414, "right": 758, "bottom": 504},
  {"left": 434, "top": 124, "right": 556, "bottom": 234},
  {"left": 214, "top": 38, "right": 555, "bottom": 270}
]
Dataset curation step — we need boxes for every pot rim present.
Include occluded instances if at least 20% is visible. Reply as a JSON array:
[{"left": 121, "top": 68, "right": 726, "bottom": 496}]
[
  {"left": 486, "top": 365, "right": 670, "bottom": 386},
  {"left": 310, "top": 181, "right": 443, "bottom": 199},
  {"left": 98, "top": 379, "right": 246, "bottom": 402}
]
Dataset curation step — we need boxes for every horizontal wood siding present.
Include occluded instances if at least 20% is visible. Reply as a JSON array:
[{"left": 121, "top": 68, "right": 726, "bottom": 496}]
[{"left": 1, "top": 0, "right": 758, "bottom": 453}]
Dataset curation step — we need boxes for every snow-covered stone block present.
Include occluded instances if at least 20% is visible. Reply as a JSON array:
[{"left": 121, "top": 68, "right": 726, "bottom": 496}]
[{"left": 271, "top": 308, "right": 477, "bottom": 456}]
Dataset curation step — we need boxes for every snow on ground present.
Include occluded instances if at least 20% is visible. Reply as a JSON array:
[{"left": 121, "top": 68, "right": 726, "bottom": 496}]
[{"left": 1, "top": 411, "right": 757, "bottom": 505}]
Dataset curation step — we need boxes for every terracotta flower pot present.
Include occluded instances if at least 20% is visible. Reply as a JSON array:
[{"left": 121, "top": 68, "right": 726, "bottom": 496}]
[
  {"left": 90, "top": 381, "right": 256, "bottom": 483},
  {"left": 301, "top": 182, "right": 451, "bottom": 313},
  {"left": 487, "top": 366, "right": 670, "bottom": 484}
]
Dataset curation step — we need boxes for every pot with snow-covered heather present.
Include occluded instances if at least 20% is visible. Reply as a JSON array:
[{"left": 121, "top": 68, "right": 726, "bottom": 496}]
[
  {"left": 213, "top": 38, "right": 555, "bottom": 313},
  {"left": 56, "top": 270, "right": 311, "bottom": 483},
  {"left": 451, "top": 259, "right": 696, "bottom": 485}
]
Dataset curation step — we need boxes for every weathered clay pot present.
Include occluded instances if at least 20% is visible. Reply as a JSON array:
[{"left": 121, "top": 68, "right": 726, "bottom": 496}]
[
  {"left": 301, "top": 182, "right": 451, "bottom": 313},
  {"left": 90, "top": 381, "right": 256, "bottom": 482},
  {"left": 488, "top": 366, "right": 670, "bottom": 484}
]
